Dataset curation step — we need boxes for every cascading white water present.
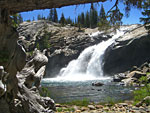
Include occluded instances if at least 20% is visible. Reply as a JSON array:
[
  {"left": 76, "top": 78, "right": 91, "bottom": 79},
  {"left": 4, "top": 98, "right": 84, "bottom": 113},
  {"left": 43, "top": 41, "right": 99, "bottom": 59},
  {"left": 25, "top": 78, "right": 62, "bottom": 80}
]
[{"left": 43, "top": 25, "right": 139, "bottom": 82}]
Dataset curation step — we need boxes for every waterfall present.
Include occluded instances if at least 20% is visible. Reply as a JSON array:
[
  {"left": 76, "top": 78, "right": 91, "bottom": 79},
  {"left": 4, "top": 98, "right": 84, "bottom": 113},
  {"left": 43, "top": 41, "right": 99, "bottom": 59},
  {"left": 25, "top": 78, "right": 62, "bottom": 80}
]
[{"left": 43, "top": 25, "right": 138, "bottom": 82}]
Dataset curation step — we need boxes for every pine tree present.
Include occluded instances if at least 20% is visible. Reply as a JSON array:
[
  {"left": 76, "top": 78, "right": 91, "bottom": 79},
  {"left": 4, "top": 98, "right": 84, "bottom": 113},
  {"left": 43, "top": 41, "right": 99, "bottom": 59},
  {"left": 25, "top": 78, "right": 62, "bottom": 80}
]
[
  {"left": 33, "top": 17, "right": 35, "bottom": 21},
  {"left": 49, "top": 9, "right": 54, "bottom": 21},
  {"left": 37, "top": 14, "right": 42, "bottom": 20},
  {"left": 89, "top": 7, "right": 98, "bottom": 28},
  {"left": 99, "top": 4, "right": 106, "bottom": 22},
  {"left": 98, "top": 4, "right": 110, "bottom": 31},
  {"left": 77, "top": 15, "right": 81, "bottom": 24},
  {"left": 140, "top": 0, "right": 150, "bottom": 31},
  {"left": 59, "top": 13, "right": 66, "bottom": 26},
  {"left": 81, "top": 12, "right": 85, "bottom": 27},
  {"left": 85, "top": 11, "right": 90, "bottom": 28},
  {"left": 53, "top": 8, "right": 58, "bottom": 23},
  {"left": 66, "top": 17, "right": 72, "bottom": 24},
  {"left": 93, "top": 9, "right": 98, "bottom": 27}
]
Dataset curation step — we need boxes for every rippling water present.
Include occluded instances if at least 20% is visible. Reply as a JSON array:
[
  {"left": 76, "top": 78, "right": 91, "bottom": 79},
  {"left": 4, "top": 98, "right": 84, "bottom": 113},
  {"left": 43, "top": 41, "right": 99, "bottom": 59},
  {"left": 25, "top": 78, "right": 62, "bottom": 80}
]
[{"left": 41, "top": 79, "right": 134, "bottom": 103}]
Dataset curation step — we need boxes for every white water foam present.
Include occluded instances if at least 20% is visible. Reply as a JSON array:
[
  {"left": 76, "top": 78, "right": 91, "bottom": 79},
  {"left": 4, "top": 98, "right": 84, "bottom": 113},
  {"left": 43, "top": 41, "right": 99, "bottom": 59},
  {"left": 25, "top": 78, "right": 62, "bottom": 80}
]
[{"left": 43, "top": 25, "right": 138, "bottom": 82}]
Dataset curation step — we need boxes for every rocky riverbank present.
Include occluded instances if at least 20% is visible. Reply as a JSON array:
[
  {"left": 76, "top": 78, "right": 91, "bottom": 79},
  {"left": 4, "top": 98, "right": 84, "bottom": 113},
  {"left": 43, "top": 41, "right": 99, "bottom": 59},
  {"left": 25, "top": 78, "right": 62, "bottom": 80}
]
[
  {"left": 55, "top": 100, "right": 150, "bottom": 113},
  {"left": 113, "top": 61, "right": 150, "bottom": 86}
]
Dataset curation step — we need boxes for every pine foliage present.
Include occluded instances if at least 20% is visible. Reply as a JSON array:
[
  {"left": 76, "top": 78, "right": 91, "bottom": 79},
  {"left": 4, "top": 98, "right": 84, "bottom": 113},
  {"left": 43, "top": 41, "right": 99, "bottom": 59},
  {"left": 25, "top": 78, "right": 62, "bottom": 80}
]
[{"left": 140, "top": 0, "right": 150, "bottom": 31}]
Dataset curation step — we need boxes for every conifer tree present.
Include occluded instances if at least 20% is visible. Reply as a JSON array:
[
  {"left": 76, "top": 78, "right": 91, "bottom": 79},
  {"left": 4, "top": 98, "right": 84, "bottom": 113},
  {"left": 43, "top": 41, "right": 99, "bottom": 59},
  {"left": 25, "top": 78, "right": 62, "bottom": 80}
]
[
  {"left": 59, "top": 13, "right": 66, "bottom": 26},
  {"left": 66, "top": 17, "right": 72, "bottom": 24},
  {"left": 33, "top": 17, "right": 35, "bottom": 21},
  {"left": 49, "top": 9, "right": 54, "bottom": 21},
  {"left": 37, "top": 14, "right": 42, "bottom": 20},
  {"left": 140, "top": 0, "right": 150, "bottom": 31},
  {"left": 85, "top": 11, "right": 90, "bottom": 28},
  {"left": 53, "top": 8, "right": 58, "bottom": 23},
  {"left": 81, "top": 12, "right": 85, "bottom": 27},
  {"left": 90, "top": 7, "right": 98, "bottom": 28},
  {"left": 98, "top": 4, "right": 110, "bottom": 31},
  {"left": 99, "top": 4, "right": 106, "bottom": 22}
]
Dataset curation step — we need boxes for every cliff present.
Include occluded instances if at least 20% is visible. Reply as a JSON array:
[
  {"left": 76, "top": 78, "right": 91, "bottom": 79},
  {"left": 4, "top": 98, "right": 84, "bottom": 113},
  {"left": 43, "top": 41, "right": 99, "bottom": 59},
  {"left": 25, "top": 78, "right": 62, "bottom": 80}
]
[
  {"left": 18, "top": 20, "right": 111, "bottom": 77},
  {"left": 103, "top": 25, "right": 150, "bottom": 75}
]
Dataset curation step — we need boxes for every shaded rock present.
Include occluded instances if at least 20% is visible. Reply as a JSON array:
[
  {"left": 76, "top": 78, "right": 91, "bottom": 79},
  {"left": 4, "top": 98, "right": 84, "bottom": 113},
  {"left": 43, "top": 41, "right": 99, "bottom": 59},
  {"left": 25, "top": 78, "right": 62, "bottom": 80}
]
[
  {"left": 92, "top": 82, "right": 104, "bottom": 86},
  {"left": 18, "top": 49, "right": 48, "bottom": 88},
  {"left": 118, "top": 103, "right": 128, "bottom": 107},
  {"left": 130, "top": 66, "right": 141, "bottom": 72},
  {"left": 11, "top": 50, "right": 56, "bottom": 113},
  {"left": 103, "top": 25, "right": 150, "bottom": 75},
  {"left": 0, "top": 80, "right": 5, "bottom": 97},
  {"left": 0, "top": 98, "right": 10, "bottom": 113},
  {"left": 95, "top": 105, "right": 104, "bottom": 109},
  {"left": 0, "top": 0, "right": 103, "bottom": 14}
]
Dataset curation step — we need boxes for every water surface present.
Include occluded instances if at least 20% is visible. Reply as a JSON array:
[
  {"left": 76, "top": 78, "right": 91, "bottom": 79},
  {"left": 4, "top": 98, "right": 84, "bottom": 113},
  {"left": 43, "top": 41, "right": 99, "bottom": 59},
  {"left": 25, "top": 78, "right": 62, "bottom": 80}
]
[{"left": 41, "top": 78, "right": 134, "bottom": 103}]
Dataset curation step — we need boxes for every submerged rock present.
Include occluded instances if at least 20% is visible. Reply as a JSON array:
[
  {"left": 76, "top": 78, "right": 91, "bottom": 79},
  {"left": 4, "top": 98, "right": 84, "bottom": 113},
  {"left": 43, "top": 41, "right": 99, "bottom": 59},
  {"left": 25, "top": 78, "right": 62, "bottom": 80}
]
[{"left": 92, "top": 82, "right": 104, "bottom": 86}]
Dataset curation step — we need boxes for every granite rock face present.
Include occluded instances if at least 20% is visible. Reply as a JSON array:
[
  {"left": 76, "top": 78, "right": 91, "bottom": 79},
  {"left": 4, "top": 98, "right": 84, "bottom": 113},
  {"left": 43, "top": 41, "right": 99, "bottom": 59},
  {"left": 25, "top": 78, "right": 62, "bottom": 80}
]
[
  {"left": 0, "top": 13, "right": 55, "bottom": 113},
  {"left": 103, "top": 25, "right": 150, "bottom": 75},
  {"left": 18, "top": 20, "right": 112, "bottom": 77}
]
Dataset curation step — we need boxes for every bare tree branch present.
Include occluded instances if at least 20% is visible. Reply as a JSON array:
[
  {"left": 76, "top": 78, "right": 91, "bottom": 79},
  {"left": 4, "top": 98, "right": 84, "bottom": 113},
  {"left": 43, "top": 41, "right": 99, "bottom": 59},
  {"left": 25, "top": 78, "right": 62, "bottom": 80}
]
[{"left": 107, "top": 0, "right": 119, "bottom": 15}]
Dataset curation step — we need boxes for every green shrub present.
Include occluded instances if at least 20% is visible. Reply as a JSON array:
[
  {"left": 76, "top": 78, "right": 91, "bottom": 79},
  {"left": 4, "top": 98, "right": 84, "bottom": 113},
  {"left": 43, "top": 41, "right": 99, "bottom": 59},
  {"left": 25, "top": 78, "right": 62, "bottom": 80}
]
[
  {"left": 62, "top": 98, "right": 90, "bottom": 107},
  {"left": 39, "top": 87, "right": 51, "bottom": 97},
  {"left": 99, "top": 97, "right": 123, "bottom": 106},
  {"left": 56, "top": 107, "right": 75, "bottom": 112},
  {"left": 133, "top": 75, "right": 150, "bottom": 105},
  {"left": 133, "top": 86, "right": 150, "bottom": 105}
]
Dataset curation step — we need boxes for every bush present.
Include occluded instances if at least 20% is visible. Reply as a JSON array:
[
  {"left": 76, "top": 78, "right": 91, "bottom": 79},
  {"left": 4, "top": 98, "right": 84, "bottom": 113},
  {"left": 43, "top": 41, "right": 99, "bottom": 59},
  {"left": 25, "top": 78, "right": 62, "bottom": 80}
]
[
  {"left": 62, "top": 98, "right": 90, "bottom": 107},
  {"left": 39, "top": 87, "right": 51, "bottom": 97},
  {"left": 133, "top": 75, "right": 150, "bottom": 105}
]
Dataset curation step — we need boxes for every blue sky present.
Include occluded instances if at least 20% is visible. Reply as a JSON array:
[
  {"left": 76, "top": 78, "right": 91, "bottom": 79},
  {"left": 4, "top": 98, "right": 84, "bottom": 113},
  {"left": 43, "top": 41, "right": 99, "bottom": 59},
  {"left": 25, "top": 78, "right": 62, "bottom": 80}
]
[{"left": 21, "top": 1, "right": 143, "bottom": 25}]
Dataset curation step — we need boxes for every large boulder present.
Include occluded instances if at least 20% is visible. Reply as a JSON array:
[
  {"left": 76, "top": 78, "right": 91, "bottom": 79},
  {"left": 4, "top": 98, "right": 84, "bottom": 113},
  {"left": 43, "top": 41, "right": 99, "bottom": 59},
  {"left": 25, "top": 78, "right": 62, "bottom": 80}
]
[{"left": 103, "top": 25, "right": 150, "bottom": 75}]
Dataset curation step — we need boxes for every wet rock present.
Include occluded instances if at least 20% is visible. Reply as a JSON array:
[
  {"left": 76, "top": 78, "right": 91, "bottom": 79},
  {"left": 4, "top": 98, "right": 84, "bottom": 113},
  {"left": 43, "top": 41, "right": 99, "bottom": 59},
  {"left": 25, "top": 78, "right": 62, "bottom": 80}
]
[
  {"left": 113, "top": 73, "right": 126, "bottom": 82},
  {"left": 92, "top": 82, "right": 104, "bottom": 86}
]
